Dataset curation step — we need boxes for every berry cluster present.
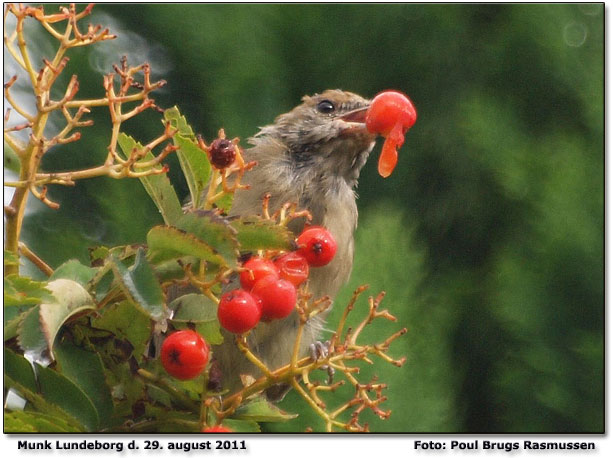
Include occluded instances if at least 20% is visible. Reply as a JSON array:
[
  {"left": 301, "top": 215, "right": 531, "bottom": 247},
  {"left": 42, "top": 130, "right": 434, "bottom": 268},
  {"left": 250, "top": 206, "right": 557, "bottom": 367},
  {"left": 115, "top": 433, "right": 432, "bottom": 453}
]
[{"left": 217, "top": 226, "right": 337, "bottom": 334}]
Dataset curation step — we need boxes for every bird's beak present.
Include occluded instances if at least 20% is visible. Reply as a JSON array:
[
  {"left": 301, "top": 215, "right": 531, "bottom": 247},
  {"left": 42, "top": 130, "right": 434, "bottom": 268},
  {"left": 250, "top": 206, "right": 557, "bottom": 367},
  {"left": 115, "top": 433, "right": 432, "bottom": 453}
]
[
  {"left": 339, "top": 106, "right": 371, "bottom": 135},
  {"left": 340, "top": 106, "right": 368, "bottom": 123}
]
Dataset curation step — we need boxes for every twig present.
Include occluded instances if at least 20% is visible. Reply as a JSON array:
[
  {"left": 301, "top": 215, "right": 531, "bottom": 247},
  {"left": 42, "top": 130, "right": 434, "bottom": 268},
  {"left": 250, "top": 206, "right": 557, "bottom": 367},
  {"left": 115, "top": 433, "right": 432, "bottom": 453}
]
[{"left": 18, "top": 242, "right": 53, "bottom": 276}]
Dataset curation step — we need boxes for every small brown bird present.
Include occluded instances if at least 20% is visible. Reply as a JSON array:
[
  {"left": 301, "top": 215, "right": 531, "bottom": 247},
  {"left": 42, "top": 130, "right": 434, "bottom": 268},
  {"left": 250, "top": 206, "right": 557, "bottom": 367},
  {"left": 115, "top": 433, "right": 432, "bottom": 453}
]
[{"left": 213, "top": 90, "right": 376, "bottom": 396}]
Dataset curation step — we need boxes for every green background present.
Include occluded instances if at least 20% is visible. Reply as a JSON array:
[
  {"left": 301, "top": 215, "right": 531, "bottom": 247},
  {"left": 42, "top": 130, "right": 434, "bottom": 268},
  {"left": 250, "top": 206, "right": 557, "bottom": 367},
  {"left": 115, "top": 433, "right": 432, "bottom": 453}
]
[{"left": 14, "top": 3, "right": 603, "bottom": 432}]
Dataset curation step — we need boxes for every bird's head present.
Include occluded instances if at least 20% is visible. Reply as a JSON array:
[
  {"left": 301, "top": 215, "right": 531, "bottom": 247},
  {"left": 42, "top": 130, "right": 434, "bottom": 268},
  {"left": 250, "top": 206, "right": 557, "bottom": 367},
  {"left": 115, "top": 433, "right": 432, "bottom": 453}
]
[{"left": 251, "top": 90, "right": 376, "bottom": 186}]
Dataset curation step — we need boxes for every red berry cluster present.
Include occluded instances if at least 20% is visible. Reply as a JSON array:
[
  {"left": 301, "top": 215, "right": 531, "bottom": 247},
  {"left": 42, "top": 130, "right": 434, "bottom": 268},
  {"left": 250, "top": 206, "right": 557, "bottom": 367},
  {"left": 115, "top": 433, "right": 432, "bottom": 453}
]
[{"left": 217, "top": 226, "right": 337, "bottom": 334}]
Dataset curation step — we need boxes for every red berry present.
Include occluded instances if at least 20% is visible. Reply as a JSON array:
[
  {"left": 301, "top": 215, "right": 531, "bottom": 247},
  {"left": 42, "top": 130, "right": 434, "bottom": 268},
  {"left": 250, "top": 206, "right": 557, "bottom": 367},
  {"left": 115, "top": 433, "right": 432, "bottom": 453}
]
[
  {"left": 217, "top": 289, "right": 262, "bottom": 334},
  {"left": 240, "top": 256, "right": 279, "bottom": 290},
  {"left": 296, "top": 226, "right": 337, "bottom": 267},
  {"left": 251, "top": 276, "right": 297, "bottom": 321},
  {"left": 365, "top": 91, "right": 417, "bottom": 136},
  {"left": 202, "top": 425, "right": 233, "bottom": 433},
  {"left": 209, "top": 138, "right": 236, "bottom": 169},
  {"left": 274, "top": 252, "right": 309, "bottom": 287},
  {"left": 160, "top": 330, "right": 209, "bottom": 380},
  {"left": 365, "top": 91, "right": 417, "bottom": 178}
]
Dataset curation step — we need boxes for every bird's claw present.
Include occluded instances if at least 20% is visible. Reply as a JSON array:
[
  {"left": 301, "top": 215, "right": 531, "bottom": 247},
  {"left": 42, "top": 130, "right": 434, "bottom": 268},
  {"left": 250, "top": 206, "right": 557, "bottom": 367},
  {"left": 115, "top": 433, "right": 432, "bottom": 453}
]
[{"left": 309, "top": 340, "right": 335, "bottom": 384}]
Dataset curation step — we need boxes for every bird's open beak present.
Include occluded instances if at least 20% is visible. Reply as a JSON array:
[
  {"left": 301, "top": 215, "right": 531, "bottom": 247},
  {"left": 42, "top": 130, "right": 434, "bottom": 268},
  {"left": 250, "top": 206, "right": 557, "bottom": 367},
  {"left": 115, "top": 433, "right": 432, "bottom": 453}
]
[
  {"left": 339, "top": 106, "right": 371, "bottom": 135},
  {"left": 340, "top": 106, "right": 368, "bottom": 123}
]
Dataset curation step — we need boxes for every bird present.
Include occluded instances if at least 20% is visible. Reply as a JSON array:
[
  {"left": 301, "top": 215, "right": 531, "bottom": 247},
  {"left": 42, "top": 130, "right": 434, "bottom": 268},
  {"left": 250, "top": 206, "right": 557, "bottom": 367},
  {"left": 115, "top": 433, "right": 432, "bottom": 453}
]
[{"left": 211, "top": 89, "right": 377, "bottom": 398}]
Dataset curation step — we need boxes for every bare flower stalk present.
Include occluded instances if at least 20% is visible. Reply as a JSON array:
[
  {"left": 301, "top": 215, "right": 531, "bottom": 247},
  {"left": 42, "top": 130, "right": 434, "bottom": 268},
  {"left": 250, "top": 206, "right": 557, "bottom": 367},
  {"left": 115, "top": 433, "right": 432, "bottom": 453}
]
[{"left": 3, "top": 3, "right": 176, "bottom": 275}]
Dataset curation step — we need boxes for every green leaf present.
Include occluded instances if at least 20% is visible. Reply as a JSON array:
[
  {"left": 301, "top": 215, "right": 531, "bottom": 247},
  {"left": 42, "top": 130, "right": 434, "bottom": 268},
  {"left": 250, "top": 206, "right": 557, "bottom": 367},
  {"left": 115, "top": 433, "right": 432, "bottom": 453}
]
[
  {"left": 4, "top": 274, "right": 54, "bottom": 306},
  {"left": 4, "top": 410, "right": 82, "bottom": 433},
  {"left": 176, "top": 211, "right": 239, "bottom": 267},
  {"left": 17, "top": 279, "right": 96, "bottom": 361},
  {"left": 54, "top": 340, "right": 114, "bottom": 428},
  {"left": 220, "top": 418, "right": 261, "bottom": 432},
  {"left": 173, "top": 134, "right": 211, "bottom": 209},
  {"left": 4, "top": 411, "right": 37, "bottom": 433},
  {"left": 111, "top": 248, "right": 167, "bottom": 321},
  {"left": 164, "top": 106, "right": 196, "bottom": 139},
  {"left": 4, "top": 375, "right": 85, "bottom": 431},
  {"left": 4, "top": 249, "right": 19, "bottom": 268},
  {"left": 5, "top": 309, "right": 27, "bottom": 341},
  {"left": 117, "top": 133, "right": 183, "bottom": 225},
  {"left": 146, "top": 383, "right": 173, "bottom": 408},
  {"left": 36, "top": 363, "right": 99, "bottom": 431},
  {"left": 50, "top": 259, "right": 97, "bottom": 286},
  {"left": 91, "top": 300, "right": 151, "bottom": 360},
  {"left": 233, "top": 397, "right": 298, "bottom": 422},
  {"left": 39, "top": 279, "right": 96, "bottom": 356},
  {"left": 153, "top": 256, "right": 199, "bottom": 282},
  {"left": 147, "top": 225, "right": 229, "bottom": 267},
  {"left": 17, "top": 305, "right": 47, "bottom": 359},
  {"left": 231, "top": 216, "right": 294, "bottom": 251},
  {"left": 169, "top": 293, "right": 223, "bottom": 345},
  {"left": 4, "top": 348, "right": 37, "bottom": 393},
  {"left": 5, "top": 304, "right": 34, "bottom": 341},
  {"left": 214, "top": 191, "right": 234, "bottom": 214}
]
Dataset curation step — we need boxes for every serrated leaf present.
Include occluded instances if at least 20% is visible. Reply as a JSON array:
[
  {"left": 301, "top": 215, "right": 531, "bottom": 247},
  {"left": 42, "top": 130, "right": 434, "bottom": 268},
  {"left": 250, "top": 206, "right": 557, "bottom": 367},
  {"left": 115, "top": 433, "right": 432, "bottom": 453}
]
[
  {"left": 111, "top": 248, "right": 167, "bottom": 321},
  {"left": 4, "top": 375, "right": 85, "bottom": 431},
  {"left": 147, "top": 225, "right": 229, "bottom": 267},
  {"left": 5, "top": 311, "right": 26, "bottom": 341},
  {"left": 54, "top": 340, "right": 114, "bottom": 428},
  {"left": 17, "top": 280, "right": 96, "bottom": 362},
  {"left": 233, "top": 397, "right": 298, "bottom": 422},
  {"left": 91, "top": 300, "right": 151, "bottom": 361},
  {"left": 176, "top": 211, "right": 239, "bottom": 267},
  {"left": 214, "top": 191, "right": 234, "bottom": 214},
  {"left": 3, "top": 411, "right": 37, "bottom": 432},
  {"left": 169, "top": 293, "right": 223, "bottom": 345},
  {"left": 117, "top": 133, "right": 183, "bottom": 225},
  {"left": 49, "top": 259, "right": 97, "bottom": 286},
  {"left": 4, "top": 410, "right": 82, "bottom": 433},
  {"left": 4, "top": 348, "right": 37, "bottom": 393},
  {"left": 4, "top": 274, "right": 54, "bottom": 306},
  {"left": 36, "top": 363, "right": 99, "bottom": 431},
  {"left": 174, "top": 134, "right": 211, "bottom": 209},
  {"left": 164, "top": 106, "right": 196, "bottom": 139},
  {"left": 39, "top": 279, "right": 96, "bottom": 357},
  {"left": 231, "top": 216, "right": 294, "bottom": 251},
  {"left": 5, "top": 305, "right": 33, "bottom": 341},
  {"left": 4, "top": 249, "right": 19, "bottom": 267}
]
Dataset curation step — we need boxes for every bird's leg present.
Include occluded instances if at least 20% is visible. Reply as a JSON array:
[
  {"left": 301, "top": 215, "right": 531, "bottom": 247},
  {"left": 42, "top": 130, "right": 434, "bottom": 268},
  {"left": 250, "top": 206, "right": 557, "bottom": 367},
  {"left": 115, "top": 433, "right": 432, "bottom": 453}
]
[{"left": 309, "top": 340, "right": 335, "bottom": 384}]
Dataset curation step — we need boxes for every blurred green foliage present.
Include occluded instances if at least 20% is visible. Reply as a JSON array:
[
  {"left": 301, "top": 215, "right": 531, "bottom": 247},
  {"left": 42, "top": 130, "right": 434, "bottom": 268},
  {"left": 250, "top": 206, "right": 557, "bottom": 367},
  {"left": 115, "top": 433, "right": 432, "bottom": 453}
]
[{"left": 12, "top": 3, "right": 603, "bottom": 432}]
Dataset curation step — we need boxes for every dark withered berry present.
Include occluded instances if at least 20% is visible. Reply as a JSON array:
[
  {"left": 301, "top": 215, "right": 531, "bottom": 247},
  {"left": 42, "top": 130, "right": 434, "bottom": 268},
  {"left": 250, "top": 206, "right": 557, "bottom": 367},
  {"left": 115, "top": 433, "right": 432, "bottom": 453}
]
[{"left": 209, "top": 138, "right": 236, "bottom": 169}]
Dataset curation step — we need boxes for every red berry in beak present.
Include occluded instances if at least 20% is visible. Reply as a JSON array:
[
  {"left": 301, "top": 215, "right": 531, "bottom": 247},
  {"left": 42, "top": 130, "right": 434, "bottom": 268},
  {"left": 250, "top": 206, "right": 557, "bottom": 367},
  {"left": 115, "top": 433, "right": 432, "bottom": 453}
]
[{"left": 365, "top": 91, "right": 417, "bottom": 177}]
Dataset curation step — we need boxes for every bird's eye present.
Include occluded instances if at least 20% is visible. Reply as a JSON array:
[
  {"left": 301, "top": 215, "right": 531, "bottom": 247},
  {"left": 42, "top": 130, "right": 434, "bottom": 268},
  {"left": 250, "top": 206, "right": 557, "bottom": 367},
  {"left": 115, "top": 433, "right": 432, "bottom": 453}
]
[{"left": 316, "top": 100, "right": 335, "bottom": 114}]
